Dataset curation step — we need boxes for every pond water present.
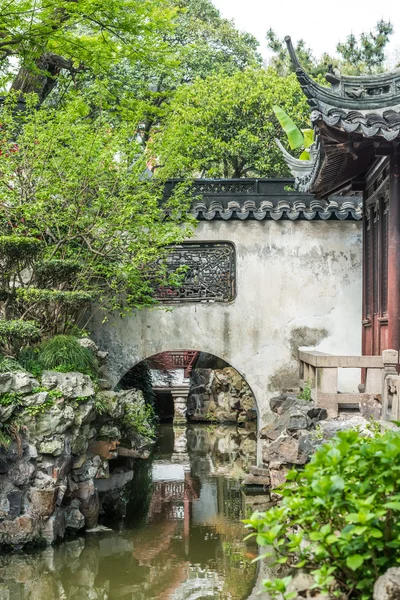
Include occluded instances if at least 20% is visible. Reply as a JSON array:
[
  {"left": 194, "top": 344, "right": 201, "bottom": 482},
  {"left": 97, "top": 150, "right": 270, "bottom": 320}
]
[{"left": 0, "top": 423, "right": 266, "bottom": 600}]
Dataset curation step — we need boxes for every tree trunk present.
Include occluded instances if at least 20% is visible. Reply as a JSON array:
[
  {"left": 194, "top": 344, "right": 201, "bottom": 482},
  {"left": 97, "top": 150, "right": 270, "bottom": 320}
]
[
  {"left": 232, "top": 167, "right": 244, "bottom": 178},
  {"left": 11, "top": 53, "right": 73, "bottom": 105}
]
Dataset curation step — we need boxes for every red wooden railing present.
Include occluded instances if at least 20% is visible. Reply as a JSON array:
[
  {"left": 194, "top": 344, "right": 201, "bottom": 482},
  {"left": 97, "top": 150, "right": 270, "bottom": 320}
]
[
  {"left": 168, "top": 351, "right": 199, "bottom": 377},
  {"left": 147, "top": 350, "right": 199, "bottom": 378}
]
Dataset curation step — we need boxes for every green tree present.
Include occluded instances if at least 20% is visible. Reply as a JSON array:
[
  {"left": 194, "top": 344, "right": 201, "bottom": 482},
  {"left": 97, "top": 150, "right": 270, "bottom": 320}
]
[
  {"left": 0, "top": 93, "right": 194, "bottom": 340},
  {"left": 267, "top": 20, "right": 393, "bottom": 77},
  {"left": 0, "top": 0, "right": 176, "bottom": 102},
  {"left": 0, "top": 0, "right": 261, "bottom": 144},
  {"left": 0, "top": 0, "right": 262, "bottom": 347},
  {"left": 172, "top": 0, "right": 262, "bottom": 81},
  {"left": 337, "top": 20, "right": 394, "bottom": 73},
  {"left": 152, "top": 68, "right": 310, "bottom": 178},
  {"left": 140, "top": 0, "right": 261, "bottom": 144},
  {"left": 69, "top": 0, "right": 262, "bottom": 146},
  {"left": 266, "top": 29, "right": 324, "bottom": 77}
]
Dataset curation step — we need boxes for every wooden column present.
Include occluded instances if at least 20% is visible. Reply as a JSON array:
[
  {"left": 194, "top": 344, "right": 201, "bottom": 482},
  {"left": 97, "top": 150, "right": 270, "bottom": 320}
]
[
  {"left": 387, "top": 152, "right": 400, "bottom": 356},
  {"left": 362, "top": 194, "right": 369, "bottom": 357}
]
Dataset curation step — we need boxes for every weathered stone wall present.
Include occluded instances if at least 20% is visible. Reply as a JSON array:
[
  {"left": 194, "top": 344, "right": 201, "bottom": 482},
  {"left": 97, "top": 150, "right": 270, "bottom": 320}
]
[
  {"left": 187, "top": 367, "right": 257, "bottom": 423},
  {"left": 91, "top": 219, "right": 362, "bottom": 429},
  {"left": 0, "top": 371, "right": 153, "bottom": 549}
]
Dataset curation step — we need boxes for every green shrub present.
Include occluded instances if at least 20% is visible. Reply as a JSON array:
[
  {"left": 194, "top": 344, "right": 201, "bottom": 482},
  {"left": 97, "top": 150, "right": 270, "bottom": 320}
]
[
  {"left": 0, "top": 392, "right": 22, "bottom": 406},
  {"left": 18, "top": 347, "right": 43, "bottom": 377},
  {"left": 0, "top": 320, "right": 41, "bottom": 355},
  {"left": 297, "top": 380, "right": 312, "bottom": 401},
  {"left": 0, "top": 236, "right": 42, "bottom": 261},
  {"left": 24, "top": 398, "right": 55, "bottom": 416},
  {"left": 0, "top": 320, "right": 41, "bottom": 340},
  {"left": 0, "top": 427, "right": 11, "bottom": 449},
  {"left": 121, "top": 400, "right": 156, "bottom": 439},
  {"left": 96, "top": 391, "right": 156, "bottom": 439},
  {"left": 36, "top": 335, "right": 98, "bottom": 377},
  {"left": 0, "top": 419, "right": 23, "bottom": 453},
  {"left": 94, "top": 396, "right": 108, "bottom": 415},
  {"left": 244, "top": 428, "right": 400, "bottom": 600},
  {"left": 0, "top": 357, "right": 23, "bottom": 373},
  {"left": 205, "top": 410, "right": 217, "bottom": 423},
  {"left": 34, "top": 259, "right": 81, "bottom": 287}
]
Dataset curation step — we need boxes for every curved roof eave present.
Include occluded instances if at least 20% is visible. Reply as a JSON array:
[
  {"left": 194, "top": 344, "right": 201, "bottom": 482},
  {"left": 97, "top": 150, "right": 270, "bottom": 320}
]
[{"left": 285, "top": 36, "right": 400, "bottom": 111}]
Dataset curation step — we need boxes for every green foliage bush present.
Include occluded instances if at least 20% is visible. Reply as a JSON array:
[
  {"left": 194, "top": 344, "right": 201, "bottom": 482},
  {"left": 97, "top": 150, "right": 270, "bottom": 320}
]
[
  {"left": 245, "top": 428, "right": 400, "bottom": 599},
  {"left": 33, "top": 259, "right": 82, "bottom": 287},
  {"left": 95, "top": 391, "right": 156, "bottom": 440},
  {"left": 0, "top": 392, "right": 23, "bottom": 407},
  {"left": 24, "top": 398, "right": 55, "bottom": 416},
  {"left": 16, "top": 288, "right": 93, "bottom": 306},
  {"left": 0, "top": 320, "right": 41, "bottom": 355},
  {"left": 297, "top": 380, "right": 312, "bottom": 401},
  {"left": 19, "top": 337, "right": 100, "bottom": 378},
  {"left": 0, "top": 236, "right": 42, "bottom": 261},
  {"left": 0, "top": 427, "right": 11, "bottom": 449},
  {"left": 0, "top": 320, "right": 41, "bottom": 341},
  {"left": 18, "top": 347, "right": 43, "bottom": 377},
  {"left": 93, "top": 396, "right": 108, "bottom": 415},
  {"left": 35, "top": 335, "right": 98, "bottom": 377},
  {"left": 0, "top": 357, "right": 23, "bottom": 373},
  {"left": 121, "top": 400, "right": 156, "bottom": 439},
  {"left": 116, "top": 362, "right": 157, "bottom": 438},
  {"left": 0, "top": 418, "right": 28, "bottom": 450}
]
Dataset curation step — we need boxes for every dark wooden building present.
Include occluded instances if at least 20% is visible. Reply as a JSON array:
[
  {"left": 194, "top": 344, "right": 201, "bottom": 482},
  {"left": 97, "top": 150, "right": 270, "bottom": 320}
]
[{"left": 282, "top": 37, "right": 400, "bottom": 359}]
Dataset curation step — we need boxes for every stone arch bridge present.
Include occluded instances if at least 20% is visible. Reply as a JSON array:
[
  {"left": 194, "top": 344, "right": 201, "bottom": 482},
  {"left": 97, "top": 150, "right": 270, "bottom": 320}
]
[{"left": 92, "top": 179, "right": 363, "bottom": 428}]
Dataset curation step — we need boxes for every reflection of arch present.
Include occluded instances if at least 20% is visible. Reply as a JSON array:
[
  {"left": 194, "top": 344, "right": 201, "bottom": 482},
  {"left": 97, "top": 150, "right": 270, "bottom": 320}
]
[{"left": 118, "top": 348, "right": 260, "bottom": 423}]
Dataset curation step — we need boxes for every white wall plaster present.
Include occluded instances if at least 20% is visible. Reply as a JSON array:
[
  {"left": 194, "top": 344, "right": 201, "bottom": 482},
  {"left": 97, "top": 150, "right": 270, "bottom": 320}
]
[{"left": 91, "top": 219, "right": 362, "bottom": 428}]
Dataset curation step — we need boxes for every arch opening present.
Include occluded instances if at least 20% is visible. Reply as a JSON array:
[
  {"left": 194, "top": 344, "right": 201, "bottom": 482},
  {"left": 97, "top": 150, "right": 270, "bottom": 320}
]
[{"left": 117, "top": 349, "right": 258, "bottom": 427}]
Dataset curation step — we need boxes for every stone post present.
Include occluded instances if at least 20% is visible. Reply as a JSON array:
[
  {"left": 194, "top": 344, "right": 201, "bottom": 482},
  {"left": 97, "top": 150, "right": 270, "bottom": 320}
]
[
  {"left": 171, "top": 385, "right": 190, "bottom": 424},
  {"left": 365, "top": 368, "right": 383, "bottom": 394},
  {"left": 171, "top": 384, "right": 190, "bottom": 468},
  {"left": 382, "top": 349, "right": 399, "bottom": 421},
  {"left": 317, "top": 366, "right": 338, "bottom": 417},
  {"left": 382, "top": 349, "right": 399, "bottom": 380}
]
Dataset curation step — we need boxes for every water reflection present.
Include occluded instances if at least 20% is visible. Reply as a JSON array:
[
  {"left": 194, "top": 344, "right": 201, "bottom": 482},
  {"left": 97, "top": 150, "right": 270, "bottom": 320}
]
[{"left": 0, "top": 423, "right": 265, "bottom": 600}]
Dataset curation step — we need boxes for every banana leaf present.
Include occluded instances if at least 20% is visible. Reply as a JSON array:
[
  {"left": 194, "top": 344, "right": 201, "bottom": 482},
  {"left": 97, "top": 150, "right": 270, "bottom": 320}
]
[
  {"left": 273, "top": 105, "right": 304, "bottom": 150},
  {"left": 302, "top": 128, "right": 314, "bottom": 150}
]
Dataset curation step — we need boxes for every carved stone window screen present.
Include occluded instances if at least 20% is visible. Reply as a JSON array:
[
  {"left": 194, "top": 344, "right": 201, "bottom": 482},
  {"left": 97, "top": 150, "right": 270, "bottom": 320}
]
[{"left": 156, "top": 242, "right": 236, "bottom": 303}]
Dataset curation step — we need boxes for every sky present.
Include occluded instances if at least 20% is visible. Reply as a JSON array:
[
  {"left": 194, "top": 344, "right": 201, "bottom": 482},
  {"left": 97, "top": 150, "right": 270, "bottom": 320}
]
[{"left": 213, "top": 0, "right": 400, "bottom": 65}]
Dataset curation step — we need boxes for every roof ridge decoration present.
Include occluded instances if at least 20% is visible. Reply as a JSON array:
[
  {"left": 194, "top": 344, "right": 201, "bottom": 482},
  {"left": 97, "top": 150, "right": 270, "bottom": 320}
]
[
  {"left": 275, "top": 137, "right": 321, "bottom": 193},
  {"left": 279, "top": 37, "right": 400, "bottom": 197},
  {"left": 285, "top": 36, "right": 400, "bottom": 111}
]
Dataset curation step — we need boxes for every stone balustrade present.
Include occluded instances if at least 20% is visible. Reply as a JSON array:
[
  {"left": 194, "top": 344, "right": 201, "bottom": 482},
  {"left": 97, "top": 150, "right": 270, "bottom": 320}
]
[{"left": 299, "top": 349, "right": 399, "bottom": 418}]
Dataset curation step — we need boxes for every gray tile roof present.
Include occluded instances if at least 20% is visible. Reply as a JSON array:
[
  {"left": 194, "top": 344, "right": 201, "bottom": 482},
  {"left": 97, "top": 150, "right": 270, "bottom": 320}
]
[
  {"left": 312, "top": 107, "right": 400, "bottom": 141},
  {"left": 191, "top": 197, "right": 362, "bottom": 221}
]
